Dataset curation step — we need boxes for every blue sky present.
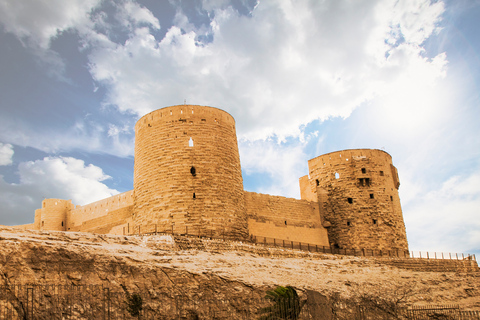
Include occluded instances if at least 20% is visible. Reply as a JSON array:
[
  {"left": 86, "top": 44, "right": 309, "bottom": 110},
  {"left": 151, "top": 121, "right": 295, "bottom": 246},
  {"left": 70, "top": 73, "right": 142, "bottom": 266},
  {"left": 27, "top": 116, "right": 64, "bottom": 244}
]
[{"left": 0, "top": 0, "right": 479, "bottom": 256}]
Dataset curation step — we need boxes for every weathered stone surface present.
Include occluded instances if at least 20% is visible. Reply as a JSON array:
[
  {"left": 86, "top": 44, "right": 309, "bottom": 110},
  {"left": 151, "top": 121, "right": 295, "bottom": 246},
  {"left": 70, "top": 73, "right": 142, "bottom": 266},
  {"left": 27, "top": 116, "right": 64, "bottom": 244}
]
[
  {"left": 0, "top": 227, "right": 479, "bottom": 317},
  {"left": 16, "top": 107, "right": 410, "bottom": 254},
  {"left": 301, "top": 149, "right": 408, "bottom": 251}
]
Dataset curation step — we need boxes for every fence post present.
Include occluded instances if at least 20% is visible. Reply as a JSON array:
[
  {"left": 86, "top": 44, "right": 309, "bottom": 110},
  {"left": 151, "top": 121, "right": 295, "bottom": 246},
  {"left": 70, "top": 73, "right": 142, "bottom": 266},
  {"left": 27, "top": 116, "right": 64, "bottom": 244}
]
[
  {"left": 427, "top": 252, "right": 429, "bottom": 259},
  {"left": 274, "top": 238, "right": 276, "bottom": 247},
  {"left": 308, "top": 243, "right": 310, "bottom": 252},
  {"left": 27, "top": 287, "right": 33, "bottom": 320},
  {"left": 362, "top": 248, "right": 365, "bottom": 257},
  {"left": 283, "top": 240, "right": 285, "bottom": 248},
  {"left": 103, "top": 287, "right": 111, "bottom": 320},
  {"left": 420, "top": 251, "right": 422, "bottom": 259},
  {"left": 291, "top": 241, "right": 293, "bottom": 249},
  {"left": 462, "top": 253, "right": 464, "bottom": 259},
  {"left": 155, "top": 224, "right": 157, "bottom": 234},
  {"left": 456, "top": 253, "right": 458, "bottom": 260}
]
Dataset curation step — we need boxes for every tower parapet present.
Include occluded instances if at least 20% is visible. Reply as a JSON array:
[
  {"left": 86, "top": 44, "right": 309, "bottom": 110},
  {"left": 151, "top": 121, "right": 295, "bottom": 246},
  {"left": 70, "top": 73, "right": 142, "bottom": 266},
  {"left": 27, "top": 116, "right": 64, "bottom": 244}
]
[
  {"left": 133, "top": 105, "right": 247, "bottom": 239},
  {"left": 300, "top": 149, "right": 408, "bottom": 251}
]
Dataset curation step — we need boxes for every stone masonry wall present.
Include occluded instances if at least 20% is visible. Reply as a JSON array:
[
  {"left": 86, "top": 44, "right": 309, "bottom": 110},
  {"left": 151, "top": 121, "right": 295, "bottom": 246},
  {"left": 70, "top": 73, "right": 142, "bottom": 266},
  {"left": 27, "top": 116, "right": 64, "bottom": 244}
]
[
  {"left": 133, "top": 105, "right": 247, "bottom": 240},
  {"left": 245, "top": 191, "right": 329, "bottom": 246},
  {"left": 67, "top": 191, "right": 133, "bottom": 230},
  {"left": 36, "top": 199, "right": 74, "bottom": 231},
  {"left": 304, "top": 149, "right": 408, "bottom": 251}
]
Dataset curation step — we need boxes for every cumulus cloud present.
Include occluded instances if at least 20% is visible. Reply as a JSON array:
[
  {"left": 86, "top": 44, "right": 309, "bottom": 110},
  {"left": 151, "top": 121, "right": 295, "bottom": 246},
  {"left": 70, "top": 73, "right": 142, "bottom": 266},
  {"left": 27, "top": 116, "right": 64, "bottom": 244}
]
[
  {"left": 0, "top": 0, "right": 101, "bottom": 78},
  {"left": 402, "top": 172, "right": 480, "bottom": 255},
  {"left": 0, "top": 0, "right": 447, "bottom": 146},
  {"left": 0, "top": 143, "right": 14, "bottom": 166},
  {"left": 0, "top": 157, "right": 119, "bottom": 225},
  {"left": 84, "top": 0, "right": 447, "bottom": 142},
  {"left": 239, "top": 137, "right": 313, "bottom": 198}
]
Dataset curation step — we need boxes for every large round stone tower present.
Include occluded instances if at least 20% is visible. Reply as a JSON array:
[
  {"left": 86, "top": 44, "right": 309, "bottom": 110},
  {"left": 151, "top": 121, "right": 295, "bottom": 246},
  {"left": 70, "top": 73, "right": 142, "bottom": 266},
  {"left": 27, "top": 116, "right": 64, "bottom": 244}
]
[
  {"left": 304, "top": 149, "right": 408, "bottom": 252},
  {"left": 133, "top": 105, "right": 247, "bottom": 240}
]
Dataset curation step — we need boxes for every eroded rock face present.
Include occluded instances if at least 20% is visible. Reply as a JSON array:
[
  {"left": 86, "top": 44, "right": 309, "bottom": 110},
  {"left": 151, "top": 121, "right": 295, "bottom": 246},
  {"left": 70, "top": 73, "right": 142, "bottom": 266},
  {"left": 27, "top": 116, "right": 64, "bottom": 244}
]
[{"left": 0, "top": 227, "right": 479, "bottom": 319}]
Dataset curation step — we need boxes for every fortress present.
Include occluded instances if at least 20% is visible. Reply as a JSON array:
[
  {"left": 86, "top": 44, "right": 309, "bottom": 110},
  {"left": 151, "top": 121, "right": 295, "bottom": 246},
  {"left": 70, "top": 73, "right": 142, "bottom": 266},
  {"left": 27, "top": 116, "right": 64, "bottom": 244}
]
[{"left": 18, "top": 105, "right": 408, "bottom": 251}]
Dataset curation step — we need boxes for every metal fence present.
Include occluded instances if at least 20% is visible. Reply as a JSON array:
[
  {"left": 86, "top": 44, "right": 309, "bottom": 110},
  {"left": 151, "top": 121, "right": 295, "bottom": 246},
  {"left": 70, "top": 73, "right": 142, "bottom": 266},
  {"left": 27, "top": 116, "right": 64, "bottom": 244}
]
[
  {"left": 1, "top": 285, "right": 480, "bottom": 320},
  {"left": 405, "top": 305, "right": 480, "bottom": 320},
  {"left": 251, "top": 235, "right": 477, "bottom": 262},
  {"left": 121, "top": 224, "right": 477, "bottom": 263},
  {"left": 0, "top": 285, "right": 316, "bottom": 320}
]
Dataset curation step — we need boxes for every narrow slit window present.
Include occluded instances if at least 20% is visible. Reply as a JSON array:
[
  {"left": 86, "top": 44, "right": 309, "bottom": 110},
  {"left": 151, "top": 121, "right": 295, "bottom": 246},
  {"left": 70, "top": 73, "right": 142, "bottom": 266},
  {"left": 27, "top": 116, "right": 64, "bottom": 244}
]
[
  {"left": 61, "top": 221, "right": 64, "bottom": 226},
  {"left": 372, "top": 219, "right": 377, "bottom": 225},
  {"left": 370, "top": 193, "right": 374, "bottom": 199},
  {"left": 285, "top": 221, "right": 287, "bottom": 225},
  {"left": 316, "top": 179, "right": 320, "bottom": 186},
  {"left": 193, "top": 193, "right": 196, "bottom": 199},
  {"left": 390, "top": 196, "right": 393, "bottom": 201},
  {"left": 189, "top": 137, "right": 194, "bottom": 147},
  {"left": 190, "top": 166, "right": 196, "bottom": 176},
  {"left": 347, "top": 221, "right": 351, "bottom": 226}
]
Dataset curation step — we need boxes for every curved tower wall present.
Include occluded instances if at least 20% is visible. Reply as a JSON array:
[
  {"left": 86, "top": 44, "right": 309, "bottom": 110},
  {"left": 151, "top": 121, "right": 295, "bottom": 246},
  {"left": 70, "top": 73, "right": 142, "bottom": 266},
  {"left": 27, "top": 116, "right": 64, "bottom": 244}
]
[
  {"left": 38, "top": 199, "right": 72, "bottom": 231},
  {"left": 306, "top": 149, "right": 408, "bottom": 251},
  {"left": 133, "top": 105, "right": 247, "bottom": 239}
]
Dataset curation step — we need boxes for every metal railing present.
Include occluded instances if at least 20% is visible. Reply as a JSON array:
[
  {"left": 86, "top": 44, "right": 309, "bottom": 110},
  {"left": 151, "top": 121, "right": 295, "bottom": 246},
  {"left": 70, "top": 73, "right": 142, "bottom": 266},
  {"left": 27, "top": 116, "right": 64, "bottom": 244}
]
[
  {"left": 2, "top": 285, "right": 480, "bottom": 319},
  {"left": 122, "top": 225, "right": 478, "bottom": 263}
]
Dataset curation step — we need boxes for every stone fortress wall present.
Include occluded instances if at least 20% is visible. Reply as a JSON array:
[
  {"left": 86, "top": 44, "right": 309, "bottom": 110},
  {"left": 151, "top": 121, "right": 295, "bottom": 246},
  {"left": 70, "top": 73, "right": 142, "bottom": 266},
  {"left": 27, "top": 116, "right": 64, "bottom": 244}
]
[
  {"left": 299, "top": 149, "right": 408, "bottom": 250},
  {"left": 18, "top": 105, "right": 409, "bottom": 252}
]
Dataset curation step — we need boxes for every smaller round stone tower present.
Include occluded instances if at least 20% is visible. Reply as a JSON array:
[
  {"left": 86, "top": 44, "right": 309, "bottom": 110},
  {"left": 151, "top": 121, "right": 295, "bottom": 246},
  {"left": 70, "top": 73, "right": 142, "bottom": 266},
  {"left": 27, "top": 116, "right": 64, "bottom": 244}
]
[
  {"left": 133, "top": 105, "right": 247, "bottom": 240},
  {"left": 305, "top": 149, "right": 408, "bottom": 252},
  {"left": 34, "top": 199, "right": 73, "bottom": 231}
]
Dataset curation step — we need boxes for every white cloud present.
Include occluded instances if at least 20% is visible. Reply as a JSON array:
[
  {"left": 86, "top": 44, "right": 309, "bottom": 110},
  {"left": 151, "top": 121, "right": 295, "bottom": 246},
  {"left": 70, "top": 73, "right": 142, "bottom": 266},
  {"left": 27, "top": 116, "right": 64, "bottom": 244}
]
[
  {"left": 239, "top": 137, "right": 311, "bottom": 198},
  {"left": 84, "top": 0, "right": 446, "bottom": 142},
  {"left": 0, "top": 143, "right": 14, "bottom": 166},
  {"left": 0, "top": 156, "right": 119, "bottom": 225},
  {"left": 0, "top": 0, "right": 448, "bottom": 149},
  {"left": 0, "top": 0, "right": 101, "bottom": 78},
  {"left": 403, "top": 172, "right": 480, "bottom": 254}
]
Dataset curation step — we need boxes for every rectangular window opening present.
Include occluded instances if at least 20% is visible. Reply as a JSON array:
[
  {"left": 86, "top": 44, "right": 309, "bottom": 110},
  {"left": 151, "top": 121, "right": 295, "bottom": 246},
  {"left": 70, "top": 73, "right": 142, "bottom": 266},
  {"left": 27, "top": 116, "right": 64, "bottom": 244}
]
[
  {"left": 373, "top": 219, "right": 377, "bottom": 225},
  {"left": 347, "top": 221, "right": 351, "bottom": 226},
  {"left": 361, "top": 168, "right": 366, "bottom": 174},
  {"left": 380, "top": 171, "right": 384, "bottom": 176},
  {"left": 370, "top": 193, "right": 374, "bottom": 199},
  {"left": 365, "top": 178, "right": 370, "bottom": 186},
  {"left": 347, "top": 197, "right": 353, "bottom": 204},
  {"left": 358, "top": 178, "right": 364, "bottom": 186},
  {"left": 390, "top": 196, "right": 393, "bottom": 201}
]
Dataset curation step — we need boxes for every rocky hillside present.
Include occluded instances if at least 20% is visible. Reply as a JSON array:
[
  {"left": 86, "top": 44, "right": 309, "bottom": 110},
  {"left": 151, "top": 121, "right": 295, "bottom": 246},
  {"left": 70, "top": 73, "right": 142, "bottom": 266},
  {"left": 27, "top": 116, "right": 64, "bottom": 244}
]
[{"left": 0, "top": 227, "right": 478, "bottom": 319}]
